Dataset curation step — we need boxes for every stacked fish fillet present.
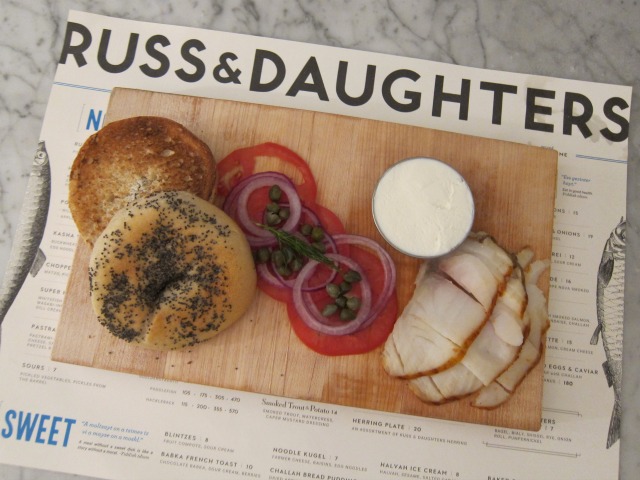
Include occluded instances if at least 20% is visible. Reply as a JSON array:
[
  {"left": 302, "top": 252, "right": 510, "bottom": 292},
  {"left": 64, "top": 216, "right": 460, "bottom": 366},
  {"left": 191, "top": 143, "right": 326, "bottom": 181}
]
[{"left": 382, "top": 232, "right": 550, "bottom": 408}]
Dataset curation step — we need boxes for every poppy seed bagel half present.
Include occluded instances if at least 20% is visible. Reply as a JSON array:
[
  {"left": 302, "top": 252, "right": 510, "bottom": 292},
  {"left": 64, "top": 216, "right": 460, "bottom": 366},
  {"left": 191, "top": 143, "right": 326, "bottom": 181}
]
[{"left": 69, "top": 116, "right": 216, "bottom": 245}]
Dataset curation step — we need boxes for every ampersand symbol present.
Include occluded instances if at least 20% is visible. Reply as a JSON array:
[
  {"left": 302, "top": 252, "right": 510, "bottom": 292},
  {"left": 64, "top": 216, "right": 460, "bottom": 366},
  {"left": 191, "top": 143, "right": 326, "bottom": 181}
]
[{"left": 213, "top": 52, "right": 242, "bottom": 84}]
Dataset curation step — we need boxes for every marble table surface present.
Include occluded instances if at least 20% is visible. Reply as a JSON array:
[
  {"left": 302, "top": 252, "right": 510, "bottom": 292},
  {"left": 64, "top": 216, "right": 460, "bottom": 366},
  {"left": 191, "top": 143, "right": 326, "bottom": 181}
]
[{"left": 1, "top": 1, "right": 638, "bottom": 479}]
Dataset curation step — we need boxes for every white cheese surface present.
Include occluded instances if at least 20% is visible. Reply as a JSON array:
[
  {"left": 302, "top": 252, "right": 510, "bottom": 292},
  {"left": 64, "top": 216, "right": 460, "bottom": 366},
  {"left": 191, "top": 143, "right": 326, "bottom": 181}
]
[{"left": 372, "top": 157, "right": 474, "bottom": 257}]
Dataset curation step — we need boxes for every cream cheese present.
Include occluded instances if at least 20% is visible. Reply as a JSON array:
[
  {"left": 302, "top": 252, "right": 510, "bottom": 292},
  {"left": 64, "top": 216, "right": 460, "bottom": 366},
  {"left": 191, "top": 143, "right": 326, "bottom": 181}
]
[{"left": 372, "top": 157, "right": 474, "bottom": 258}]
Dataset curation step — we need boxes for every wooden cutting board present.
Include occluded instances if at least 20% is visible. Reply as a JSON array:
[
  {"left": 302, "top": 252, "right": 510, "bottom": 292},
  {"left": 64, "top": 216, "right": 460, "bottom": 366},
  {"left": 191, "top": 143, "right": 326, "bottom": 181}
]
[{"left": 52, "top": 88, "right": 557, "bottom": 431}]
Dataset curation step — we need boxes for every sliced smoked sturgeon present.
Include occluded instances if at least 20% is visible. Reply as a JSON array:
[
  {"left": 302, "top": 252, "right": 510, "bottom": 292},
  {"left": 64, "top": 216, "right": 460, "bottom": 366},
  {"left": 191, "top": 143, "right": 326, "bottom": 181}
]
[
  {"left": 382, "top": 270, "right": 486, "bottom": 378},
  {"left": 472, "top": 258, "right": 550, "bottom": 409},
  {"left": 408, "top": 265, "right": 528, "bottom": 402}
]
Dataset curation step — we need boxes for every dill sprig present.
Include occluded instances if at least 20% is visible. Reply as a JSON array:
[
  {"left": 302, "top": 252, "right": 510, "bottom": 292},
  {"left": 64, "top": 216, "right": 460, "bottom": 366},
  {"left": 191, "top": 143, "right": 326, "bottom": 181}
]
[{"left": 258, "top": 224, "right": 339, "bottom": 270}]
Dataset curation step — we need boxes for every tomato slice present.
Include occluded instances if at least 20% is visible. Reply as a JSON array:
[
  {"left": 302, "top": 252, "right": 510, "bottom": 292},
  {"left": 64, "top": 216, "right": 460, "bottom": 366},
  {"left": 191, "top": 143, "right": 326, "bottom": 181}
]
[
  {"left": 217, "top": 142, "right": 318, "bottom": 205},
  {"left": 219, "top": 142, "right": 397, "bottom": 356},
  {"left": 287, "top": 289, "right": 398, "bottom": 356},
  {"left": 257, "top": 276, "right": 292, "bottom": 303},
  {"left": 215, "top": 146, "right": 256, "bottom": 198},
  {"left": 286, "top": 242, "right": 398, "bottom": 356}
]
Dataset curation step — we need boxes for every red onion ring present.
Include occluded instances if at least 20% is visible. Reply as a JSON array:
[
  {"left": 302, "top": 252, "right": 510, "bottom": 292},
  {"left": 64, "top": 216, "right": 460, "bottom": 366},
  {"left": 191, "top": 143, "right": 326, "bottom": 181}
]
[
  {"left": 236, "top": 173, "right": 302, "bottom": 237},
  {"left": 258, "top": 260, "right": 339, "bottom": 292},
  {"left": 293, "top": 254, "right": 373, "bottom": 336},
  {"left": 333, "top": 233, "right": 397, "bottom": 329},
  {"left": 256, "top": 262, "right": 287, "bottom": 289},
  {"left": 275, "top": 258, "right": 338, "bottom": 291},
  {"left": 223, "top": 172, "right": 303, "bottom": 247},
  {"left": 222, "top": 171, "right": 262, "bottom": 218}
]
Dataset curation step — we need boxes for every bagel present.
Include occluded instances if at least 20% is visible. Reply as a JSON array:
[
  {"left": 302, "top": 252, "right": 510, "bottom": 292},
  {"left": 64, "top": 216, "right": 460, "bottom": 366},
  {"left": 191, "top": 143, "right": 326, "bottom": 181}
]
[
  {"left": 69, "top": 116, "right": 216, "bottom": 246},
  {"left": 88, "top": 190, "right": 257, "bottom": 350}
]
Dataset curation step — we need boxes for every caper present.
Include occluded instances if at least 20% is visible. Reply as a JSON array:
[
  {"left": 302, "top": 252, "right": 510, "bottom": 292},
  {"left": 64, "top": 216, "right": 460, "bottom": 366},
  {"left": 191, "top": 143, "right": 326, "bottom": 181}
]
[
  {"left": 322, "top": 303, "right": 339, "bottom": 317},
  {"left": 326, "top": 283, "right": 341, "bottom": 298},
  {"left": 269, "top": 184, "right": 282, "bottom": 202},
  {"left": 311, "top": 226, "right": 325, "bottom": 241},
  {"left": 311, "top": 241, "right": 326, "bottom": 253},
  {"left": 278, "top": 207, "right": 291, "bottom": 220},
  {"left": 276, "top": 265, "right": 292, "bottom": 277},
  {"left": 335, "top": 295, "right": 348, "bottom": 308},
  {"left": 346, "top": 296, "right": 361, "bottom": 311},
  {"left": 266, "top": 202, "right": 280, "bottom": 213},
  {"left": 343, "top": 269, "right": 362, "bottom": 283},
  {"left": 339, "top": 281, "right": 352, "bottom": 293},
  {"left": 271, "top": 250, "right": 286, "bottom": 268},
  {"left": 340, "top": 308, "right": 356, "bottom": 321},
  {"left": 266, "top": 211, "right": 281, "bottom": 225},
  {"left": 290, "top": 258, "right": 303, "bottom": 272},
  {"left": 282, "top": 246, "right": 295, "bottom": 264},
  {"left": 300, "top": 224, "right": 313, "bottom": 236},
  {"left": 256, "top": 247, "right": 271, "bottom": 264}
]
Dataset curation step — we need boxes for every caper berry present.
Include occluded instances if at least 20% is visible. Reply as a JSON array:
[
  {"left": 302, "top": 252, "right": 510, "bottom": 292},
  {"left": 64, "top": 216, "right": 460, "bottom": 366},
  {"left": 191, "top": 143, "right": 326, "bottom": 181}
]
[
  {"left": 326, "top": 283, "right": 341, "bottom": 298},
  {"left": 340, "top": 308, "right": 356, "bottom": 321},
  {"left": 282, "top": 246, "right": 296, "bottom": 264},
  {"left": 322, "top": 304, "right": 339, "bottom": 317},
  {"left": 256, "top": 247, "right": 271, "bottom": 264},
  {"left": 269, "top": 184, "right": 282, "bottom": 202},
  {"left": 343, "top": 269, "right": 362, "bottom": 283},
  {"left": 271, "top": 250, "right": 286, "bottom": 268},
  {"left": 311, "top": 241, "right": 326, "bottom": 253},
  {"left": 300, "top": 223, "right": 313, "bottom": 236},
  {"left": 346, "top": 296, "right": 361, "bottom": 311},
  {"left": 266, "top": 202, "right": 280, "bottom": 213},
  {"left": 311, "top": 226, "right": 325, "bottom": 241},
  {"left": 276, "top": 265, "right": 292, "bottom": 277},
  {"left": 290, "top": 258, "right": 303, "bottom": 272},
  {"left": 335, "top": 295, "right": 348, "bottom": 308},
  {"left": 266, "top": 211, "right": 281, "bottom": 225},
  {"left": 278, "top": 207, "right": 290, "bottom": 220}
]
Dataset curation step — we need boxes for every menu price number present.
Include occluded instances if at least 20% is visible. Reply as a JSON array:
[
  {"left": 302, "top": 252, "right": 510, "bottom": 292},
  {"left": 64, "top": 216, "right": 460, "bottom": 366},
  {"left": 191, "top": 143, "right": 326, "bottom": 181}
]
[
  {"left": 179, "top": 389, "right": 242, "bottom": 414},
  {"left": 551, "top": 250, "right": 584, "bottom": 269},
  {"left": 549, "top": 273, "right": 591, "bottom": 296},
  {"left": 164, "top": 448, "right": 257, "bottom": 477},
  {"left": 547, "top": 329, "right": 596, "bottom": 356},
  {"left": 206, "top": 458, "right": 255, "bottom": 473},
  {"left": 549, "top": 275, "right": 570, "bottom": 286},
  {"left": 552, "top": 226, "right": 594, "bottom": 245},
  {"left": 21, "top": 362, "right": 59, "bottom": 373},
  {"left": 554, "top": 207, "right": 580, "bottom": 217},
  {"left": 547, "top": 336, "right": 576, "bottom": 348},
  {"left": 351, "top": 417, "right": 435, "bottom": 442}
]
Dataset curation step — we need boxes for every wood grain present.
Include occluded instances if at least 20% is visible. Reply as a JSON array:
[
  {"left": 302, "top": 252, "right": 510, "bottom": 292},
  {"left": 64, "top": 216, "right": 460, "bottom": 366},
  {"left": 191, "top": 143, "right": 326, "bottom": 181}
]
[{"left": 52, "top": 88, "right": 557, "bottom": 431}]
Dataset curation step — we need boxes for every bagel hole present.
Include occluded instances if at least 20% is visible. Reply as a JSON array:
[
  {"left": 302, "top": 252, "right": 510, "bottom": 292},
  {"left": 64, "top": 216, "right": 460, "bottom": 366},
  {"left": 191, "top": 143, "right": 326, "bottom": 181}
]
[{"left": 141, "top": 273, "right": 186, "bottom": 307}]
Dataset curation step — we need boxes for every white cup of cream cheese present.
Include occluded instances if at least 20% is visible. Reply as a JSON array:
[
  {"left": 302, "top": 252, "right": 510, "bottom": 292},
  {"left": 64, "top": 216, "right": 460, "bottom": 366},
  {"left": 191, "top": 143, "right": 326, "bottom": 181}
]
[{"left": 372, "top": 157, "right": 475, "bottom": 258}]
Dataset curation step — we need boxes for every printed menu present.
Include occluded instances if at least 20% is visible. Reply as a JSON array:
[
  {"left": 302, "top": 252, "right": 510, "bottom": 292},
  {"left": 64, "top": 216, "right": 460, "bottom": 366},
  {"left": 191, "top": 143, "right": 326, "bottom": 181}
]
[{"left": 0, "top": 10, "right": 631, "bottom": 480}]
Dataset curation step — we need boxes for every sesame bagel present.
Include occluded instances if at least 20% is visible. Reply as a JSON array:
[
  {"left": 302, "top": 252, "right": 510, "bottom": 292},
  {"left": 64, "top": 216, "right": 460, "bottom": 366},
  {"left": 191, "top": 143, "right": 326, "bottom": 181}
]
[
  {"left": 89, "top": 191, "right": 256, "bottom": 350},
  {"left": 69, "top": 116, "right": 216, "bottom": 246}
]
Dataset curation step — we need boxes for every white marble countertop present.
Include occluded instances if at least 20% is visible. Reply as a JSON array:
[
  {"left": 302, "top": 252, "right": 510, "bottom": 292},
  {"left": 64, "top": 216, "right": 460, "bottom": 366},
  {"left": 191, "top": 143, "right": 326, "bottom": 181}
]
[{"left": 1, "top": 1, "right": 638, "bottom": 479}]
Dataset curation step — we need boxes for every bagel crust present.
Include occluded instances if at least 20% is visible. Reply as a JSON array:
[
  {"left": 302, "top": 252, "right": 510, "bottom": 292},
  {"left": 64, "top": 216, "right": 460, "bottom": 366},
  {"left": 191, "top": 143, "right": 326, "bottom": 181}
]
[
  {"left": 69, "top": 116, "right": 216, "bottom": 246},
  {"left": 89, "top": 191, "right": 256, "bottom": 350}
]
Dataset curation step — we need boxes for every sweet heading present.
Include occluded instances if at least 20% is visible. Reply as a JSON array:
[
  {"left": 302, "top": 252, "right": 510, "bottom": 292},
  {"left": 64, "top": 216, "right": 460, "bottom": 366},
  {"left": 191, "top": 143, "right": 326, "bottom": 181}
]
[{"left": 58, "top": 21, "right": 630, "bottom": 142}]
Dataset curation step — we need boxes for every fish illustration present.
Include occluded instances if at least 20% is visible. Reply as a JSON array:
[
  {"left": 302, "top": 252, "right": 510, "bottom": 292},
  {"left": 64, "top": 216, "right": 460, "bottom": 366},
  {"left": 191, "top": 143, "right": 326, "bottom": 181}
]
[
  {"left": 590, "top": 217, "right": 625, "bottom": 449},
  {"left": 0, "top": 141, "right": 51, "bottom": 336}
]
